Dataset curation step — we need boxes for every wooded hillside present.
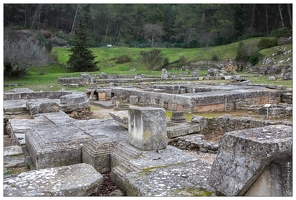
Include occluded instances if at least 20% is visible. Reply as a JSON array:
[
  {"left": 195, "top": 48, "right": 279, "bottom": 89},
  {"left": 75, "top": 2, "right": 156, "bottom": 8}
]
[{"left": 4, "top": 4, "right": 292, "bottom": 47}]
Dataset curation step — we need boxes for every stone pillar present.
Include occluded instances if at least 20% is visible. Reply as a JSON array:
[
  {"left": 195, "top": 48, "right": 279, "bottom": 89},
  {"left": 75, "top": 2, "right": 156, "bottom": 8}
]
[
  {"left": 128, "top": 106, "right": 168, "bottom": 151},
  {"left": 170, "top": 111, "right": 186, "bottom": 123}
]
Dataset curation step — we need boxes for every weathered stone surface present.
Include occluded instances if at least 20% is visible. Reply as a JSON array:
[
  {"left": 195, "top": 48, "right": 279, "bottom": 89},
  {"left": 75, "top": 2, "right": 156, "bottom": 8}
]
[
  {"left": 170, "top": 111, "right": 186, "bottom": 123},
  {"left": 26, "top": 123, "right": 91, "bottom": 169},
  {"left": 244, "top": 162, "right": 292, "bottom": 196},
  {"left": 4, "top": 146, "right": 26, "bottom": 169},
  {"left": 207, "top": 68, "right": 218, "bottom": 77},
  {"left": 169, "top": 134, "right": 218, "bottom": 153},
  {"left": 191, "top": 115, "right": 205, "bottom": 123},
  {"left": 166, "top": 122, "right": 202, "bottom": 139},
  {"left": 3, "top": 163, "right": 103, "bottom": 196},
  {"left": 111, "top": 144, "right": 203, "bottom": 193},
  {"left": 128, "top": 106, "right": 168, "bottom": 151},
  {"left": 125, "top": 159, "right": 215, "bottom": 196},
  {"left": 3, "top": 100, "right": 28, "bottom": 113},
  {"left": 111, "top": 84, "right": 282, "bottom": 112},
  {"left": 209, "top": 125, "right": 292, "bottom": 196},
  {"left": 60, "top": 93, "right": 87, "bottom": 105},
  {"left": 109, "top": 111, "right": 129, "bottom": 129},
  {"left": 26, "top": 99, "right": 60, "bottom": 115},
  {"left": 4, "top": 145, "right": 23, "bottom": 156}
]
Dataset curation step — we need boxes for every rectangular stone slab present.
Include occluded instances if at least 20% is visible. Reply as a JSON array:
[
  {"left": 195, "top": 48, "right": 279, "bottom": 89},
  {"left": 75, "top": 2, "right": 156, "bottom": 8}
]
[
  {"left": 3, "top": 163, "right": 103, "bottom": 196},
  {"left": 26, "top": 124, "right": 92, "bottom": 169}
]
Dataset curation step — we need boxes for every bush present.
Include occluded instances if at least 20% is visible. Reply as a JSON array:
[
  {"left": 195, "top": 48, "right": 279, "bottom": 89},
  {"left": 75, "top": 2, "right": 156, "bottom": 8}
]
[
  {"left": 235, "top": 40, "right": 259, "bottom": 63},
  {"left": 139, "top": 49, "right": 164, "bottom": 70},
  {"left": 212, "top": 54, "right": 218, "bottom": 61},
  {"left": 269, "top": 27, "right": 292, "bottom": 38},
  {"left": 4, "top": 37, "right": 53, "bottom": 77},
  {"left": 179, "top": 55, "right": 186, "bottom": 65},
  {"left": 162, "top": 57, "right": 170, "bottom": 67},
  {"left": 115, "top": 55, "right": 132, "bottom": 64},
  {"left": 257, "top": 38, "right": 278, "bottom": 50},
  {"left": 248, "top": 52, "right": 262, "bottom": 66}
]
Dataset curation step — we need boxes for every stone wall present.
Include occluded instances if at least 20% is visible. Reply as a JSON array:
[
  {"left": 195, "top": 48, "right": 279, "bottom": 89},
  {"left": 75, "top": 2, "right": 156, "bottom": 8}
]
[
  {"left": 111, "top": 85, "right": 283, "bottom": 113},
  {"left": 181, "top": 60, "right": 250, "bottom": 71}
]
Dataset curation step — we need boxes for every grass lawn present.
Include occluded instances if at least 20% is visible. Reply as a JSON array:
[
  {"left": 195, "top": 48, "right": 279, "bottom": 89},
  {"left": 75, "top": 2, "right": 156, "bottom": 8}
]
[{"left": 4, "top": 37, "right": 292, "bottom": 91}]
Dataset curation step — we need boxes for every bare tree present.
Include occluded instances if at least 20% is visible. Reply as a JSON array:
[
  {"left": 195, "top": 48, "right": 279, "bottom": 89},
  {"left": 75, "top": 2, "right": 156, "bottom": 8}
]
[
  {"left": 70, "top": 5, "right": 79, "bottom": 35},
  {"left": 278, "top": 4, "right": 285, "bottom": 28},
  {"left": 143, "top": 24, "right": 164, "bottom": 47},
  {"left": 30, "top": 4, "right": 42, "bottom": 30},
  {"left": 4, "top": 37, "right": 52, "bottom": 76}
]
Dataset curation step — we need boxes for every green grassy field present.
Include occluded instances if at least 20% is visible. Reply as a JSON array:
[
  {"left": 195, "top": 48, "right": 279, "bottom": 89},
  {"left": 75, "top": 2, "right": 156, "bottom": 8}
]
[{"left": 4, "top": 37, "right": 292, "bottom": 91}]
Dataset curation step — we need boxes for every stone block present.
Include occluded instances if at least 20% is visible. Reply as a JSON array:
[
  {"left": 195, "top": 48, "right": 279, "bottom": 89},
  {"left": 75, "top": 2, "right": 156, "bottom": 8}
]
[
  {"left": 25, "top": 124, "right": 91, "bottom": 169},
  {"left": 82, "top": 140, "right": 115, "bottom": 173},
  {"left": 128, "top": 106, "right": 168, "bottom": 151},
  {"left": 26, "top": 99, "right": 60, "bottom": 115},
  {"left": 209, "top": 125, "right": 292, "bottom": 196},
  {"left": 129, "top": 95, "right": 139, "bottom": 105},
  {"left": 3, "top": 163, "right": 103, "bottom": 196},
  {"left": 97, "top": 89, "right": 112, "bottom": 101},
  {"left": 60, "top": 93, "right": 87, "bottom": 105}
]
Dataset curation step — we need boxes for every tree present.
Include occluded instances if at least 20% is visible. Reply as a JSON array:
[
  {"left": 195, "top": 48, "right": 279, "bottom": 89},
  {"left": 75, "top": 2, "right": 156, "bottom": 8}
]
[
  {"left": 67, "top": 11, "right": 99, "bottom": 72},
  {"left": 4, "top": 36, "right": 52, "bottom": 77},
  {"left": 143, "top": 24, "right": 164, "bottom": 46}
]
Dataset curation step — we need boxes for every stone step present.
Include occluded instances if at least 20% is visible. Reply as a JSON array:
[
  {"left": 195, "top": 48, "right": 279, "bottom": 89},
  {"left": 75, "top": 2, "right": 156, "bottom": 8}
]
[
  {"left": 4, "top": 163, "right": 103, "bottom": 197},
  {"left": 111, "top": 161, "right": 140, "bottom": 192},
  {"left": 111, "top": 142, "right": 143, "bottom": 168}
]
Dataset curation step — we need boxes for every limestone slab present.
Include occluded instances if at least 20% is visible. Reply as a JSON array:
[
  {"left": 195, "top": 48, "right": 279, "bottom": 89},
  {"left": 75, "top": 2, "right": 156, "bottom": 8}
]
[
  {"left": 26, "top": 98, "right": 60, "bottom": 115},
  {"left": 25, "top": 123, "right": 91, "bottom": 169},
  {"left": 3, "top": 163, "right": 103, "bottom": 196},
  {"left": 125, "top": 159, "right": 215, "bottom": 196}
]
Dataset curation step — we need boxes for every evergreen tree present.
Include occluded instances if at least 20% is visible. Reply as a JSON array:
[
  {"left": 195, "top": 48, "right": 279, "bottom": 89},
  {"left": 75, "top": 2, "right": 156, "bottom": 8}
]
[{"left": 67, "top": 11, "right": 99, "bottom": 72}]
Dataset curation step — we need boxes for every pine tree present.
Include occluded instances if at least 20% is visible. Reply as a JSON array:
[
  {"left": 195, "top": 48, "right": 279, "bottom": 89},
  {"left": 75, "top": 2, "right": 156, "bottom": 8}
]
[{"left": 67, "top": 11, "right": 99, "bottom": 72}]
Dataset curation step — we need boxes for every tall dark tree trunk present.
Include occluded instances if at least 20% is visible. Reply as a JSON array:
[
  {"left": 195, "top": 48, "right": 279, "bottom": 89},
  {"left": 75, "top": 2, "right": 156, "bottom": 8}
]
[
  {"left": 265, "top": 5, "right": 269, "bottom": 34},
  {"left": 250, "top": 4, "right": 256, "bottom": 29},
  {"left": 104, "top": 20, "right": 109, "bottom": 42},
  {"left": 287, "top": 4, "right": 292, "bottom": 27}
]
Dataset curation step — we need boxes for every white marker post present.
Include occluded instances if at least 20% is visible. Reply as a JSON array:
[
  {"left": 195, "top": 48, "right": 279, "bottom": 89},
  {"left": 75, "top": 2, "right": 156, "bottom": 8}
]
[{"left": 264, "top": 104, "right": 271, "bottom": 119}]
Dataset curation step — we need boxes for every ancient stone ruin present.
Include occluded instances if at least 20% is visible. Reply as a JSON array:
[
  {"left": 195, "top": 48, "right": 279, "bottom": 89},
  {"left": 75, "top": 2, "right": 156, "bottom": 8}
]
[{"left": 3, "top": 82, "right": 292, "bottom": 196}]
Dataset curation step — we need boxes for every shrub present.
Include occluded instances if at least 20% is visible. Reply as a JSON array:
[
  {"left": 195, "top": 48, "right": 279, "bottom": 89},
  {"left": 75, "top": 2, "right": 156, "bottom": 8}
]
[
  {"left": 248, "top": 52, "right": 262, "bottom": 66},
  {"left": 257, "top": 38, "right": 278, "bottom": 50},
  {"left": 115, "top": 55, "right": 132, "bottom": 64},
  {"left": 139, "top": 49, "right": 164, "bottom": 70},
  {"left": 235, "top": 40, "right": 259, "bottom": 64},
  {"left": 269, "top": 27, "right": 292, "bottom": 38},
  {"left": 179, "top": 55, "right": 186, "bottom": 65},
  {"left": 212, "top": 54, "right": 218, "bottom": 61},
  {"left": 4, "top": 37, "right": 53, "bottom": 77},
  {"left": 162, "top": 57, "right": 170, "bottom": 67}
]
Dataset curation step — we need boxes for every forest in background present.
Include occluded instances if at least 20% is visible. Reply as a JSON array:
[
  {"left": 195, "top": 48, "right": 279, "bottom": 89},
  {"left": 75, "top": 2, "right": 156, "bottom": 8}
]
[{"left": 4, "top": 4, "right": 293, "bottom": 48}]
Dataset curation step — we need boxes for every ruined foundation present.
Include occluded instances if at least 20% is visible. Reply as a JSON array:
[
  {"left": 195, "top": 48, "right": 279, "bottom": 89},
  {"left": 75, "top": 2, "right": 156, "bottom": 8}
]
[{"left": 3, "top": 85, "right": 293, "bottom": 197}]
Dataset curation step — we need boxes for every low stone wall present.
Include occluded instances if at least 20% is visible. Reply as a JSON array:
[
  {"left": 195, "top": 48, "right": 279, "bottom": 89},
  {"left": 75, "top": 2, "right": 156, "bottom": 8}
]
[
  {"left": 4, "top": 88, "right": 90, "bottom": 114},
  {"left": 111, "top": 85, "right": 283, "bottom": 113},
  {"left": 181, "top": 60, "right": 250, "bottom": 71}
]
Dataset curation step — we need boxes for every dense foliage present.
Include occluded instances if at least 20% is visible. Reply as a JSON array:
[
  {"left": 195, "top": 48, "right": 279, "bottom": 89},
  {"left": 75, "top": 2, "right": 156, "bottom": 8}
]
[{"left": 4, "top": 4, "right": 292, "bottom": 48}]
